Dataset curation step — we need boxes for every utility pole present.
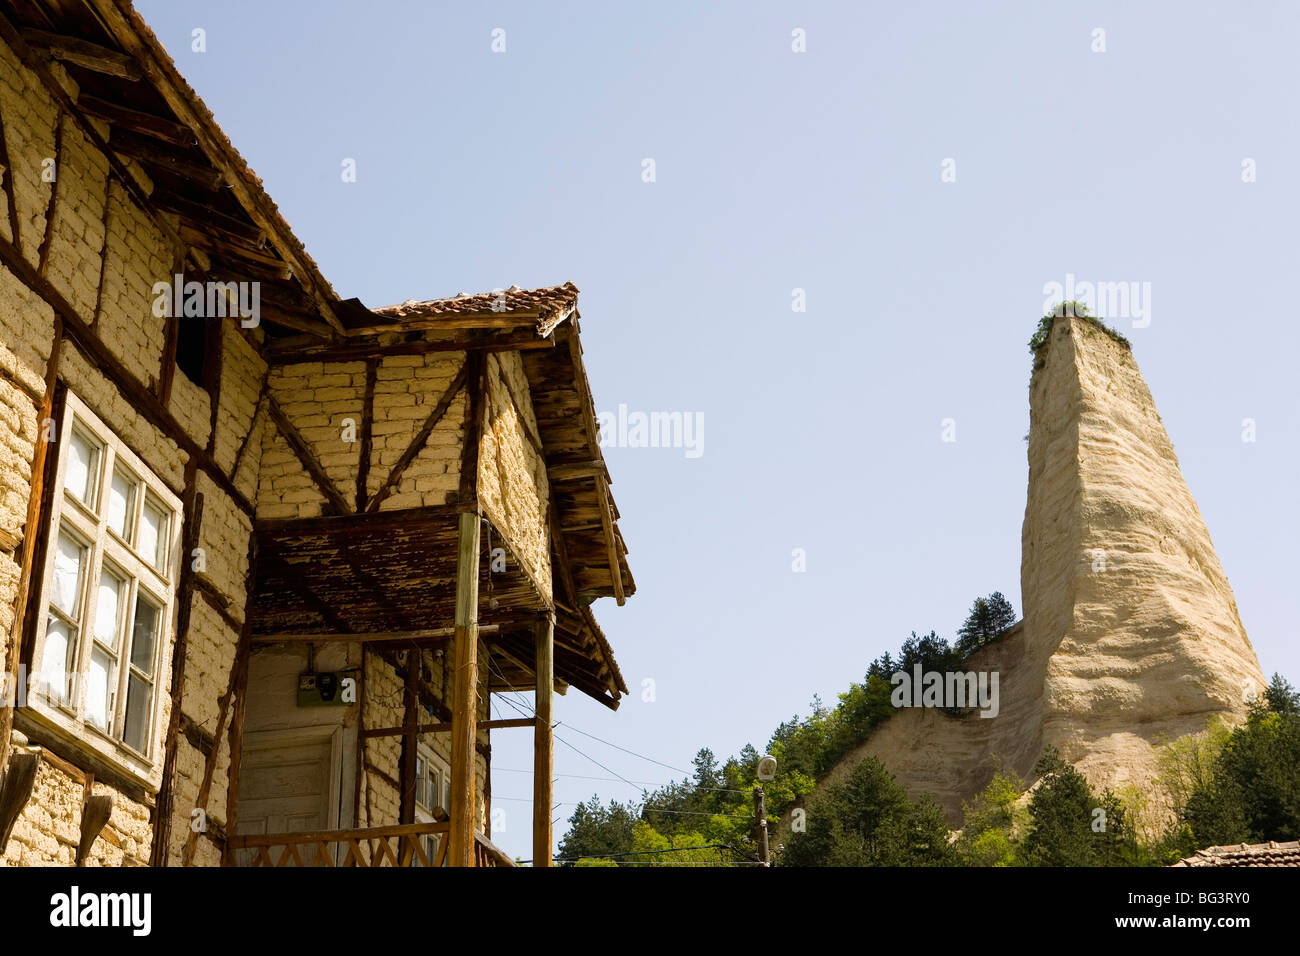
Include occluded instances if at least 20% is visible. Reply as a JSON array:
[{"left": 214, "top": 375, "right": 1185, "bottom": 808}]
[{"left": 753, "top": 786, "right": 770, "bottom": 866}]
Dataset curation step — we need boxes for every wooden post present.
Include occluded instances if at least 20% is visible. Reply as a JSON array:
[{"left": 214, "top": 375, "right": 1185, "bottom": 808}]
[
  {"left": 448, "top": 510, "right": 481, "bottom": 867},
  {"left": 753, "top": 786, "right": 770, "bottom": 866},
  {"left": 533, "top": 613, "right": 555, "bottom": 867},
  {"left": 448, "top": 351, "right": 485, "bottom": 867}
]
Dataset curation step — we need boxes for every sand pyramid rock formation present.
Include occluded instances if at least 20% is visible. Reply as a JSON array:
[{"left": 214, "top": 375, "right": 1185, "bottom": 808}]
[
  {"left": 811, "top": 315, "right": 1264, "bottom": 823},
  {"left": 1023, "top": 315, "right": 1264, "bottom": 791}
]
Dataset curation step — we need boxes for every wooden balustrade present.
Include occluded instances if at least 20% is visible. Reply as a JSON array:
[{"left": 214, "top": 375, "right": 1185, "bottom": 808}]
[
  {"left": 226, "top": 822, "right": 519, "bottom": 867},
  {"left": 227, "top": 821, "right": 450, "bottom": 867}
]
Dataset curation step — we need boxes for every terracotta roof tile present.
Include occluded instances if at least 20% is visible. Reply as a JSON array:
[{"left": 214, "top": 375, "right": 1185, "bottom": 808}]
[
  {"left": 374, "top": 282, "right": 579, "bottom": 333},
  {"left": 1173, "top": 840, "right": 1300, "bottom": 867}
]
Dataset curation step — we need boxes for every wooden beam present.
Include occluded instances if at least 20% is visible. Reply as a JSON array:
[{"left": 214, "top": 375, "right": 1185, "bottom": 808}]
[
  {"left": 399, "top": 650, "right": 419, "bottom": 824},
  {"left": 533, "top": 613, "right": 554, "bottom": 867},
  {"left": 81, "top": 0, "right": 347, "bottom": 335},
  {"left": 153, "top": 193, "right": 265, "bottom": 247},
  {"left": 342, "top": 311, "right": 542, "bottom": 337},
  {"left": 596, "top": 474, "right": 625, "bottom": 606},
  {"left": 265, "top": 329, "right": 555, "bottom": 365},
  {"left": 0, "top": 317, "right": 60, "bottom": 775},
  {"left": 265, "top": 394, "right": 352, "bottom": 515},
  {"left": 35, "top": 111, "right": 64, "bottom": 276},
  {"left": 151, "top": 477, "right": 203, "bottom": 866},
  {"left": 219, "top": 534, "right": 260, "bottom": 864},
  {"left": 355, "top": 359, "right": 377, "bottom": 510},
  {"left": 448, "top": 510, "right": 481, "bottom": 867},
  {"left": 366, "top": 360, "right": 467, "bottom": 512},
  {"left": 108, "top": 131, "right": 223, "bottom": 190},
  {"left": 76, "top": 93, "right": 194, "bottom": 146},
  {"left": 449, "top": 353, "right": 485, "bottom": 866},
  {"left": 249, "top": 626, "right": 502, "bottom": 645},
  {"left": 20, "top": 27, "right": 142, "bottom": 79},
  {"left": 178, "top": 225, "right": 289, "bottom": 275}
]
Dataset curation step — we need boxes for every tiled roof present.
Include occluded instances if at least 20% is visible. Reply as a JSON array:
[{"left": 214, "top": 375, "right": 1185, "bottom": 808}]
[
  {"left": 374, "top": 282, "right": 580, "bottom": 334},
  {"left": 1172, "top": 840, "right": 1300, "bottom": 867}
]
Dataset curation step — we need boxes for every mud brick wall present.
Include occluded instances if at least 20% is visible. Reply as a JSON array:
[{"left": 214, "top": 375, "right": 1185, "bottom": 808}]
[{"left": 0, "top": 28, "right": 265, "bottom": 867}]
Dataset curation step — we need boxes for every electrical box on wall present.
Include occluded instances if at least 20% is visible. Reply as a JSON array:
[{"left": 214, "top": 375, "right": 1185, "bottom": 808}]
[{"left": 297, "top": 671, "right": 351, "bottom": 707}]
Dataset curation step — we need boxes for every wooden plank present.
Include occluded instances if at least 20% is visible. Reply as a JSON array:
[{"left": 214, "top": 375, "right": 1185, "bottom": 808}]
[
  {"left": 0, "top": 318, "right": 60, "bottom": 775},
  {"left": 76, "top": 93, "right": 194, "bottom": 146},
  {"left": 534, "top": 613, "right": 555, "bottom": 867},
  {"left": 398, "top": 650, "right": 419, "bottom": 824},
  {"left": 265, "top": 330, "right": 554, "bottom": 365},
  {"left": 154, "top": 193, "right": 265, "bottom": 247},
  {"left": 35, "top": 111, "right": 63, "bottom": 276},
  {"left": 20, "top": 27, "right": 142, "bottom": 79},
  {"left": 449, "top": 508, "right": 481, "bottom": 867},
  {"left": 344, "top": 311, "right": 542, "bottom": 336},
  {"left": 265, "top": 394, "right": 352, "bottom": 515},
  {"left": 366, "top": 360, "right": 467, "bottom": 512},
  {"left": 219, "top": 533, "right": 260, "bottom": 865},
  {"left": 355, "top": 359, "right": 377, "bottom": 509},
  {"left": 150, "top": 476, "right": 203, "bottom": 867},
  {"left": 108, "top": 131, "right": 222, "bottom": 190},
  {"left": 595, "top": 474, "right": 625, "bottom": 606}
]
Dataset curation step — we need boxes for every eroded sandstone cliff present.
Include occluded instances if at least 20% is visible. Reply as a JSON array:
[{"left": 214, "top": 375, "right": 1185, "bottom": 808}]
[{"left": 815, "top": 316, "right": 1265, "bottom": 823}]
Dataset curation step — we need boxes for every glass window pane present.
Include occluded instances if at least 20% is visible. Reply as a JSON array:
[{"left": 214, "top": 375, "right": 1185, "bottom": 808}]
[
  {"left": 85, "top": 646, "right": 114, "bottom": 732},
  {"left": 51, "top": 533, "right": 85, "bottom": 619},
  {"left": 66, "top": 429, "right": 100, "bottom": 507},
  {"left": 122, "top": 672, "right": 152, "bottom": 752},
  {"left": 107, "top": 470, "right": 136, "bottom": 540},
  {"left": 94, "top": 570, "right": 123, "bottom": 650},
  {"left": 139, "top": 499, "right": 168, "bottom": 570},
  {"left": 40, "top": 617, "right": 71, "bottom": 704},
  {"left": 130, "top": 595, "right": 160, "bottom": 675}
]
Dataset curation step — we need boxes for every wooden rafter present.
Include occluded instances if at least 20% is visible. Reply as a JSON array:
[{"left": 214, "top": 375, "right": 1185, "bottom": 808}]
[
  {"left": 82, "top": 0, "right": 347, "bottom": 336},
  {"left": 595, "top": 473, "right": 625, "bottom": 606},
  {"left": 20, "top": 27, "right": 142, "bottom": 79}
]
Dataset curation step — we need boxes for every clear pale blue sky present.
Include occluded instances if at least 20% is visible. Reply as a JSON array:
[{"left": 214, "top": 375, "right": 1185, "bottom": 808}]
[{"left": 137, "top": 0, "right": 1300, "bottom": 861}]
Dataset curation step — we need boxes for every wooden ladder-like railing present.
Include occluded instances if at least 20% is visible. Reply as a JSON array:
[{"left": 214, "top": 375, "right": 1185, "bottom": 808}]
[
  {"left": 228, "top": 822, "right": 519, "bottom": 866},
  {"left": 228, "top": 822, "right": 450, "bottom": 867}
]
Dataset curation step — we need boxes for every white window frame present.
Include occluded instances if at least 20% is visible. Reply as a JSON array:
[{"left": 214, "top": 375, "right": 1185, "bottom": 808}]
[
  {"left": 25, "top": 390, "right": 181, "bottom": 788},
  {"left": 414, "top": 743, "right": 451, "bottom": 866}
]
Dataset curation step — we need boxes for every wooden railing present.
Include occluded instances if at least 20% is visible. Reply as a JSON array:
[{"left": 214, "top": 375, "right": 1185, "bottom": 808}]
[
  {"left": 227, "top": 822, "right": 519, "bottom": 867},
  {"left": 228, "top": 821, "right": 449, "bottom": 867},
  {"left": 474, "top": 831, "right": 517, "bottom": 867}
]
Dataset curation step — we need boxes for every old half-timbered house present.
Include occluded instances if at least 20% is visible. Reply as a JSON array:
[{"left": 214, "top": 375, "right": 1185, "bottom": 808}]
[{"left": 0, "top": 0, "right": 634, "bottom": 867}]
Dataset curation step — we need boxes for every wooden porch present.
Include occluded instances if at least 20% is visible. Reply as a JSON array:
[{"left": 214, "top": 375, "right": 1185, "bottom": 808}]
[{"left": 227, "top": 822, "right": 516, "bottom": 867}]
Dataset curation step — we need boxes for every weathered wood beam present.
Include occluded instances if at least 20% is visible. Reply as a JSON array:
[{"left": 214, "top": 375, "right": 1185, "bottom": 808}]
[
  {"left": 108, "top": 130, "right": 223, "bottom": 189},
  {"left": 76, "top": 93, "right": 194, "bottom": 146},
  {"left": 265, "top": 329, "right": 555, "bottom": 365},
  {"left": 595, "top": 474, "right": 625, "bottom": 606},
  {"left": 345, "top": 311, "right": 542, "bottom": 337},
  {"left": 20, "top": 27, "right": 142, "bottom": 79},
  {"left": 534, "top": 613, "right": 554, "bottom": 867},
  {"left": 154, "top": 193, "right": 265, "bottom": 247},
  {"left": 178, "top": 225, "right": 289, "bottom": 275},
  {"left": 448, "top": 353, "right": 485, "bottom": 867},
  {"left": 0, "top": 314, "right": 59, "bottom": 775},
  {"left": 366, "top": 360, "right": 467, "bottom": 512},
  {"left": 82, "top": 0, "right": 347, "bottom": 336},
  {"left": 355, "top": 359, "right": 377, "bottom": 510},
  {"left": 151, "top": 477, "right": 202, "bottom": 866},
  {"left": 264, "top": 394, "right": 352, "bottom": 515},
  {"left": 249, "top": 625, "right": 501, "bottom": 645}
]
